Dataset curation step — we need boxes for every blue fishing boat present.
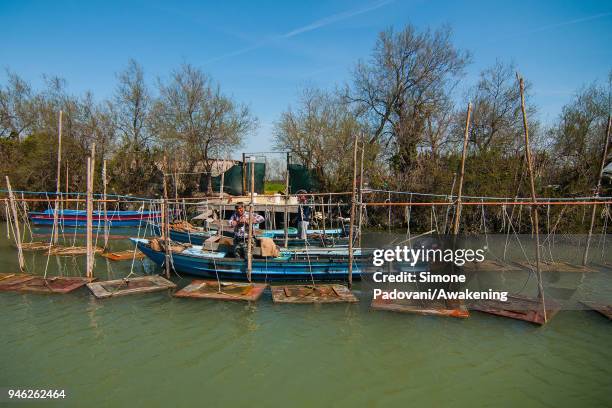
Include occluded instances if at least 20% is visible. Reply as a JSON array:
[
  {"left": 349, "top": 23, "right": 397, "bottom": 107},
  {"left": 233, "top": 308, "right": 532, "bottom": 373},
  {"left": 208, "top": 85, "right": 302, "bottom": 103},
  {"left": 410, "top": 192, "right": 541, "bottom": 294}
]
[
  {"left": 151, "top": 223, "right": 347, "bottom": 247},
  {"left": 29, "top": 209, "right": 160, "bottom": 227},
  {"left": 132, "top": 238, "right": 377, "bottom": 281}
]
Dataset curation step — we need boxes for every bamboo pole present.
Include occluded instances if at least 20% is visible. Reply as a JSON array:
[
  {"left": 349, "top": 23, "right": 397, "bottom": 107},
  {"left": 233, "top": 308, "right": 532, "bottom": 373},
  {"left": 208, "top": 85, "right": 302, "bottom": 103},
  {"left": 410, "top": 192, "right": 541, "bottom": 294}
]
[
  {"left": 218, "top": 159, "right": 225, "bottom": 238},
  {"left": 6, "top": 177, "right": 25, "bottom": 272},
  {"left": 452, "top": 103, "right": 472, "bottom": 235},
  {"left": 583, "top": 116, "right": 612, "bottom": 265},
  {"left": 86, "top": 157, "right": 94, "bottom": 279},
  {"left": 52, "top": 110, "right": 63, "bottom": 243},
  {"left": 162, "top": 156, "right": 170, "bottom": 279},
  {"left": 348, "top": 136, "right": 359, "bottom": 289},
  {"left": 358, "top": 137, "right": 365, "bottom": 247},
  {"left": 242, "top": 152, "right": 247, "bottom": 194},
  {"left": 284, "top": 152, "right": 290, "bottom": 248},
  {"left": 247, "top": 156, "right": 255, "bottom": 281},
  {"left": 518, "top": 74, "right": 547, "bottom": 322},
  {"left": 102, "top": 160, "right": 109, "bottom": 250}
]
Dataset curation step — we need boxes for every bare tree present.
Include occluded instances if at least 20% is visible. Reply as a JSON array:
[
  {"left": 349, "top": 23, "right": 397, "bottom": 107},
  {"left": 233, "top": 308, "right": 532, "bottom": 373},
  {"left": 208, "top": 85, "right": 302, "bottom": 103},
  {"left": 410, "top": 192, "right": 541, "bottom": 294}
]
[
  {"left": 0, "top": 70, "right": 37, "bottom": 140},
  {"left": 151, "top": 63, "right": 256, "bottom": 194},
  {"left": 551, "top": 79, "right": 610, "bottom": 194},
  {"left": 274, "top": 88, "right": 371, "bottom": 190},
  {"left": 347, "top": 24, "right": 469, "bottom": 178},
  {"left": 113, "top": 59, "right": 151, "bottom": 151},
  {"left": 462, "top": 61, "right": 537, "bottom": 155}
]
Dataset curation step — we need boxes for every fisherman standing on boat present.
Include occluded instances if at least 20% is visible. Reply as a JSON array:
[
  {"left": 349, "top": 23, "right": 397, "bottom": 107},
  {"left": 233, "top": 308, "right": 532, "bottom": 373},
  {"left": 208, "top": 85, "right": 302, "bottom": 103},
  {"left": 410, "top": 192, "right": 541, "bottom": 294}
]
[
  {"left": 229, "top": 203, "right": 264, "bottom": 258},
  {"left": 296, "top": 191, "right": 312, "bottom": 240}
]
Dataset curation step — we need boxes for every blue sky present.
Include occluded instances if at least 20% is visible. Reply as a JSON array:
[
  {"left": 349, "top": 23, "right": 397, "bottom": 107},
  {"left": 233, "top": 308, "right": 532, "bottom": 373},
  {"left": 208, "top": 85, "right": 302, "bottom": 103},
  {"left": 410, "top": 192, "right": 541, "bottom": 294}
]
[{"left": 1, "top": 0, "right": 611, "bottom": 157}]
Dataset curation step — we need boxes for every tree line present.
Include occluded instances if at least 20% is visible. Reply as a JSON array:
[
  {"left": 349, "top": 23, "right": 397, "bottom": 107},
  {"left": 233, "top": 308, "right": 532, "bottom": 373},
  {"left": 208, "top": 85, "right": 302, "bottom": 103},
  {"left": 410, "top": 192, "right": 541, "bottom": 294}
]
[{"left": 2, "top": 23, "right": 611, "bottom": 208}]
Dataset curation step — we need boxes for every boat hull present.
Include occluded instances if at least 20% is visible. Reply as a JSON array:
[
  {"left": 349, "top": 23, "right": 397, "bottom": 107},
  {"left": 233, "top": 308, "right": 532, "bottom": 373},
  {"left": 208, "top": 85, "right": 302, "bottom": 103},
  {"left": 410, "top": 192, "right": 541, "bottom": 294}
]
[{"left": 136, "top": 240, "right": 365, "bottom": 282}]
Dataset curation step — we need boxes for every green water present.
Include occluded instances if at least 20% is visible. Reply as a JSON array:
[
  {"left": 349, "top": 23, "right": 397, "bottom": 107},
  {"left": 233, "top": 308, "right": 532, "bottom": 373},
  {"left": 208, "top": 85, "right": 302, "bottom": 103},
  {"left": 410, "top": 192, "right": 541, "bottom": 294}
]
[{"left": 1, "top": 226, "right": 611, "bottom": 407}]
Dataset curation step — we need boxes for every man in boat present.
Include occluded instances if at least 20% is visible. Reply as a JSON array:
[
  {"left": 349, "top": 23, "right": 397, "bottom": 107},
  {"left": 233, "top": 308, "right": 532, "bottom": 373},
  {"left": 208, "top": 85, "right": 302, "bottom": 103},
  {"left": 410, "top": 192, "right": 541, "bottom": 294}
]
[
  {"left": 296, "top": 191, "right": 312, "bottom": 240},
  {"left": 229, "top": 203, "right": 265, "bottom": 258}
]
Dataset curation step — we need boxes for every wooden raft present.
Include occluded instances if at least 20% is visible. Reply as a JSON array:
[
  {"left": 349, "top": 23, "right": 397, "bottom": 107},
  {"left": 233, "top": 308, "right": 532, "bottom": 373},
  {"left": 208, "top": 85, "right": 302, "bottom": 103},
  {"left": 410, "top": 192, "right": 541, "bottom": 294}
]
[
  {"left": 515, "top": 261, "right": 594, "bottom": 273},
  {"left": 20, "top": 242, "right": 53, "bottom": 251},
  {"left": 100, "top": 250, "right": 145, "bottom": 261},
  {"left": 580, "top": 301, "right": 612, "bottom": 320},
  {"left": 48, "top": 245, "right": 104, "bottom": 256},
  {"left": 0, "top": 274, "right": 93, "bottom": 294},
  {"left": 87, "top": 275, "right": 176, "bottom": 299},
  {"left": 470, "top": 295, "right": 560, "bottom": 325},
  {"left": 271, "top": 284, "right": 357, "bottom": 304},
  {"left": 174, "top": 280, "right": 267, "bottom": 302},
  {"left": 371, "top": 298, "right": 469, "bottom": 318}
]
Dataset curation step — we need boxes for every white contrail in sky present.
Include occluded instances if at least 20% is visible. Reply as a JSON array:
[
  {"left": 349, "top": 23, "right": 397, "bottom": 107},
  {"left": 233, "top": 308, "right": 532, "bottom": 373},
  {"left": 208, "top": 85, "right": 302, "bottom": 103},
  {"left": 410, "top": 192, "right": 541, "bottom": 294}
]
[
  {"left": 281, "top": 0, "right": 395, "bottom": 38},
  {"left": 204, "top": 0, "right": 395, "bottom": 64},
  {"left": 492, "top": 11, "right": 612, "bottom": 43}
]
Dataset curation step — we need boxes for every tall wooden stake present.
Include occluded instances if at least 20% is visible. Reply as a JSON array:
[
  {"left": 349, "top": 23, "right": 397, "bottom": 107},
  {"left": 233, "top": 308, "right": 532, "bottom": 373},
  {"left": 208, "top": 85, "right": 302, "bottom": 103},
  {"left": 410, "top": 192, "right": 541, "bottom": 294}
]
[
  {"left": 6, "top": 177, "right": 25, "bottom": 272},
  {"left": 162, "top": 156, "right": 170, "bottom": 279},
  {"left": 102, "top": 159, "right": 109, "bottom": 250},
  {"left": 358, "top": 137, "right": 365, "bottom": 247},
  {"left": 452, "top": 103, "right": 472, "bottom": 236},
  {"left": 247, "top": 156, "right": 255, "bottom": 281},
  {"left": 218, "top": 159, "right": 225, "bottom": 238},
  {"left": 242, "top": 152, "right": 247, "bottom": 195},
  {"left": 284, "top": 152, "right": 290, "bottom": 248},
  {"left": 348, "top": 136, "right": 359, "bottom": 288},
  {"left": 52, "top": 110, "right": 63, "bottom": 243},
  {"left": 86, "top": 157, "right": 94, "bottom": 279},
  {"left": 583, "top": 116, "right": 612, "bottom": 265},
  {"left": 518, "top": 75, "right": 547, "bottom": 322}
]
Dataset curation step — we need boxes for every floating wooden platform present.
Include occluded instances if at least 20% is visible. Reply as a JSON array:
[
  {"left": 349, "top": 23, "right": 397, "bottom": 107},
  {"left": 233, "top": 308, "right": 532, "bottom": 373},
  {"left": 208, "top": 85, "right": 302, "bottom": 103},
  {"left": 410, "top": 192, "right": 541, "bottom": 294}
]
[
  {"left": 32, "top": 233, "right": 132, "bottom": 241},
  {"left": 87, "top": 275, "right": 176, "bottom": 299},
  {"left": 174, "top": 280, "right": 267, "bottom": 302},
  {"left": 590, "top": 262, "right": 612, "bottom": 271},
  {"left": 100, "top": 250, "right": 145, "bottom": 261},
  {"left": 580, "top": 301, "right": 612, "bottom": 320},
  {"left": 20, "top": 241, "right": 53, "bottom": 251},
  {"left": 371, "top": 298, "right": 469, "bottom": 318},
  {"left": 0, "top": 273, "right": 32, "bottom": 285},
  {"left": 470, "top": 295, "right": 560, "bottom": 325},
  {"left": 0, "top": 275, "right": 93, "bottom": 294},
  {"left": 463, "top": 259, "right": 524, "bottom": 273},
  {"left": 271, "top": 284, "right": 358, "bottom": 304},
  {"left": 48, "top": 245, "right": 103, "bottom": 256},
  {"left": 515, "top": 261, "right": 594, "bottom": 273}
]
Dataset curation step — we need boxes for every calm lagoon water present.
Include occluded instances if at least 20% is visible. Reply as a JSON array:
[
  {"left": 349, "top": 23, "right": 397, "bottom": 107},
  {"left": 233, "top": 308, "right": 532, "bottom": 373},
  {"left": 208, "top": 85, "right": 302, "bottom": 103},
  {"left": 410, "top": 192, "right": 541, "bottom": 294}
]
[{"left": 1, "top": 225, "right": 611, "bottom": 407}]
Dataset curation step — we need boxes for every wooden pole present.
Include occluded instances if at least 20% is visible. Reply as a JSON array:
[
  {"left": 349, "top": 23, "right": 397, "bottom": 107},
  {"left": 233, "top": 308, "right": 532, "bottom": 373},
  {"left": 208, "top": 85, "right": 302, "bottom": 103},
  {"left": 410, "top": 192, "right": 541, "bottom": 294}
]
[
  {"left": 102, "top": 160, "right": 109, "bottom": 250},
  {"left": 320, "top": 196, "right": 327, "bottom": 246},
  {"left": 247, "top": 156, "right": 255, "bottom": 281},
  {"left": 518, "top": 74, "right": 547, "bottom": 322},
  {"left": 284, "top": 152, "right": 290, "bottom": 248},
  {"left": 162, "top": 156, "right": 170, "bottom": 279},
  {"left": 242, "top": 152, "right": 246, "bottom": 195},
  {"left": 90, "top": 143, "right": 96, "bottom": 189},
  {"left": 358, "top": 137, "right": 365, "bottom": 247},
  {"left": 86, "top": 157, "right": 93, "bottom": 279},
  {"left": 6, "top": 177, "right": 25, "bottom": 272},
  {"left": 218, "top": 159, "right": 225, "bottom": 237},
  {"left": 65, "top": 162, "right": 69, "bottom": 197},
  {"left": 583, "top": 115, "right": 612, "bottom": 265},
  {"left": 52, "top": 110, "right": 63, "bottom": 244},
  {"left": 348, "top": 136, "right": 359, "bottom": 288},
  {"left": 452, "top": 103, "right": 472, "bottom": 235}
]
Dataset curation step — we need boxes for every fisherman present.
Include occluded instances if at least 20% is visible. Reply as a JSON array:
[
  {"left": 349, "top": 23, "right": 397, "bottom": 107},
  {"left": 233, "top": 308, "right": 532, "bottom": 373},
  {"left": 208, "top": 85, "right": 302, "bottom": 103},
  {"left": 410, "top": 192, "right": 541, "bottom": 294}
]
[
  {"left": 229, "top": 203, "right": 264, "bottom": 258},
  {"left": 296, "top": 190, "right": 312, "bottom": 240}
]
